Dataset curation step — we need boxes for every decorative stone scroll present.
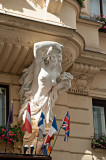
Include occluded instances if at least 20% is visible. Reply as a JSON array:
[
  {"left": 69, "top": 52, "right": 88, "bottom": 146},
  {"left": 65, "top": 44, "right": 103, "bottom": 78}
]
[
  {"left": 18, "top": 41, "right": 73, "bottom": 125},
  {"left": 68, "top": 63, "right": 100, "bottom": 95}
]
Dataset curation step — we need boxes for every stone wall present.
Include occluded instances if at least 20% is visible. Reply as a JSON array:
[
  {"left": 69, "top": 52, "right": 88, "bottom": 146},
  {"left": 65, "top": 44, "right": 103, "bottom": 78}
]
[{"left": 52, "top": 93, "right": 94, "bottom": 160}]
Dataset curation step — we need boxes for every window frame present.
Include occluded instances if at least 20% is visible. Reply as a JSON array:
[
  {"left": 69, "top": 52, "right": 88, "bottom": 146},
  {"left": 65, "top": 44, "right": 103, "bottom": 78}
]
[
  {"left": 100, "top": 0, "right": 103, "bottom": 17},
  {"left": 0, "top": 84, "right": 9, "bottom": 125},
  {"left": 93, "top": 99, "right": 106, "bottom": 135},
  {"left": 89, "top": 0, "right": 105, "bottom": 17}
]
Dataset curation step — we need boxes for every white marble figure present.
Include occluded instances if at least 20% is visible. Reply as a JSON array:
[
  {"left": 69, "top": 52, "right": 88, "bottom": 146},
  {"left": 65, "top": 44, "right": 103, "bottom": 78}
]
[{"left": 18, "top": 41, "right": 73, "bottom": 125}]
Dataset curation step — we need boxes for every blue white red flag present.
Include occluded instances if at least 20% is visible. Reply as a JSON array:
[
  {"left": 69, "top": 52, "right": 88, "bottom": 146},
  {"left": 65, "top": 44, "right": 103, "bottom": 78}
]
[
  {"left": 21, "top": 103, "right": 32, "bottom": 133},
  {"left": 39, "top": 116, "right": 58, "bottom": 155},
  {"left": 6, "top": 101, "right": 13, "bottom": 136},
  {"left": 38, "top": 111, "right": 45, "bottom": 140},
  {"left": 61, "top": 111, "right": 70, "bottom": 142},
  {"left": 44, "top": 116, "right": 58, "bottom": 145}
]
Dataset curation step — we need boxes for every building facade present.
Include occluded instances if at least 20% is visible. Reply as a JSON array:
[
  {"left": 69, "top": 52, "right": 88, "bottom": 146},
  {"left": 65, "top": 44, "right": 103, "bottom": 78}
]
[{"left": 0, "top": 0, "right": 106, "bottom": 159}]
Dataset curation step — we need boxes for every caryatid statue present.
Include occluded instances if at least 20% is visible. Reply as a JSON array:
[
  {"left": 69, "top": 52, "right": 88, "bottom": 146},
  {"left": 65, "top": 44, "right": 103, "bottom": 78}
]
[{"left": 18, "top": 41, "right": 73, "bottom": 127}]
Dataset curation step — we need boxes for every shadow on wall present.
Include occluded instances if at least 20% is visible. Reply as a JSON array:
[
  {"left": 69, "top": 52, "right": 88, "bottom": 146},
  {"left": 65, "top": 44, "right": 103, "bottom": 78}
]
[
  {"left": 91, "top": 148, "right": 106, "bottom": 160},
  {"left": 0, "top": 0, "right": 45, "bottom": 12},
  {"left": 81, "top": 149, "right": 106, "bottom": 160}
]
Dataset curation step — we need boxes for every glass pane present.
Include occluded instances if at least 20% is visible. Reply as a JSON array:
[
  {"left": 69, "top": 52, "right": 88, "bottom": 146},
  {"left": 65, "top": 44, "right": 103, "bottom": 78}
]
[
  {"left": 93, "top": 106, "right": 106, "bottom": 136},
  {"left": 89, "top": 0, "right": 100, "bottom": 17},
  {"left": 103, "top": 0, "right": 106, "bottom": 15},
  {"left": 0, "top": 87, "right": 6, "bottom": 126}
]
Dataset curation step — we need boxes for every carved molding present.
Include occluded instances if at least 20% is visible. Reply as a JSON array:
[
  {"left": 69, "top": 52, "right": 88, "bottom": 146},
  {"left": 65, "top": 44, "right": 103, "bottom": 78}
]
[
  {"left": 62, "top": 41, "right": 80, "bottom": 72},
  {"left": 68, "top": 63, "right": 100, "bottom": 95},
  {"left": 68, "top": 88, "right": 89, "bottom": 96},
  {"left": 89, "top": 88, "right": 106, "bottom": 99},
  {"left": 70, "top": 63, "right": 100, "bottom": 74}
]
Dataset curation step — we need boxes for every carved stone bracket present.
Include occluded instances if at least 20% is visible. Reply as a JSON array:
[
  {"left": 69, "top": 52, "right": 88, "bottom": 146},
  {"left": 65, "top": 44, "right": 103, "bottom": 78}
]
[
  {"left": 67, "top": 63, "right": 100, "bottom": 95},
  {"left": 62, "top": 42, "right": 80, "bottom": 72},
  {"left": 46, "top": 0, "right": 63, "bottom": 15}
]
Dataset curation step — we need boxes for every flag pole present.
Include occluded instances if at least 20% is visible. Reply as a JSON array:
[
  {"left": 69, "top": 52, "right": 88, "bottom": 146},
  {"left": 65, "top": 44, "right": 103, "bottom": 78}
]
[
  {"left": 35, "top": 131, "right": 39, "bottom": 155},
  {"left": 35, "top": 129, "right": 45, "bottom": 154},
  {"left": 5, "top": 140, "right": 8, "bottom": 153},
  {"left": 37, "top": 133, "right": 46, "bottom": 155},
  {"left": 49, "top": 111, "right": 70, "bottom": 156},
  {"left": 49, "top": 124, "right": 62, "bottom": 156},
  {"left": 5, "top": 101, "right": 13, "bottom": 153},
  {"left": 37, "top": 111, "right": 46, "bottom": 155}
]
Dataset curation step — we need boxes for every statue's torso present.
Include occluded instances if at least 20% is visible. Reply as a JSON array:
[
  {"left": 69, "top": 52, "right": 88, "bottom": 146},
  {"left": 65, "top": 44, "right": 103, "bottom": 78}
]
[{"left": 38, "top": 68, "right": 57, "bottom": 94}]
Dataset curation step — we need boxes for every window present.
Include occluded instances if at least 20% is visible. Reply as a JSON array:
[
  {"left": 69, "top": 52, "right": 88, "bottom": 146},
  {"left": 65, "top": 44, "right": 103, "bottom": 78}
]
[
  {"left": 93, "top": 99, "right": 106, "bottom": 136},
  {"left": 0, "top": 85, "right": 9, "bottom": 126},
  {"left": 89, "top": 0, "right": 106, "bottom": 17}
]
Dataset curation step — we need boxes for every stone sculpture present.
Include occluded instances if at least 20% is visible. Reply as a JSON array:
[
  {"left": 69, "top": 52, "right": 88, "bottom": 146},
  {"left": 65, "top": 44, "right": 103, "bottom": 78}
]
[{"left": 18, "top": 41, "right": 73, "bottom": 126}]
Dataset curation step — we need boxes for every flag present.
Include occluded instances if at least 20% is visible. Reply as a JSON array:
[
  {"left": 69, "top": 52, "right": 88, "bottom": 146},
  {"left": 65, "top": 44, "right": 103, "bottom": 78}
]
[
  {"left": 38, "top": 111, "right": 45, "bottom": 140},
  {"left": 61, "top": 111, "right": 70, "bottom": 142},
  {"left": 47, "top": 139, "right": 54, "bottom": 154},
  {"left": 38, "top": 143, "right": 47, "bottom": 155},
  {"left": 41, "top": 144, "right": 47, "bottom": 155},
  {"left": 48, "top": 144, "right": 52, "bottom": 154},
  {"left": 21, "top": 103, "right": 32, "bottom": 133},
  {"left": 44, "top": 116, "right": 58, "bottom": 145},
  {"left": 38, "top": 116, "right": 58, "bottom": 155},
  {"left": 6, "top": 101, "right": 13, "bottom": 136}
]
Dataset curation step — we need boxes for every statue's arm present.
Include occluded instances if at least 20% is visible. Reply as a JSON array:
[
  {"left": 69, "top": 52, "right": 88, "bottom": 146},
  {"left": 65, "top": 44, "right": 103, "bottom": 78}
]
[{"left": 33, "top": 41, "right": 63, "bottom": 58}]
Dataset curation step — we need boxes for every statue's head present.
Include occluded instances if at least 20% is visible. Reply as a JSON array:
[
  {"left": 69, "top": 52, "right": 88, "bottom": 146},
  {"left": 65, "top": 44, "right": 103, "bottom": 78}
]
[
  {"left": 33, "top": 41, "right": 63, "bottom": 72},
  {"left": 44, "top": 44, "right": 62, "bottom": 69}
]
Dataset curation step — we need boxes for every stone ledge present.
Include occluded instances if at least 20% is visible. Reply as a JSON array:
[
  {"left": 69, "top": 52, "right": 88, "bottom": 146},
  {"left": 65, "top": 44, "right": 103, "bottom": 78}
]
[{"left": 0, "top": 13, "right": 85, "bottom": 74}]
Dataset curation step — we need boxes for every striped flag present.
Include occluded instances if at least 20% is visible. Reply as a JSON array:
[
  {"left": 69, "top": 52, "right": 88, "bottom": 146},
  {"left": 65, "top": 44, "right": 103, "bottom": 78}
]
[
  {"left": 38, "top": 111, "right": 45, "bottom": 140},
  {"left": 61, "top": 111, "right": 70, "bottom": 142},
  {"left": 21, "top": 103, "right": 32, "bottom": 133},
  {"left": 44, "top": 116, "right": 58, "bottom": 145},
  {"left": 38, "top": 116, "right": 58, "bottom": 155}
]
